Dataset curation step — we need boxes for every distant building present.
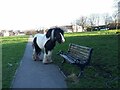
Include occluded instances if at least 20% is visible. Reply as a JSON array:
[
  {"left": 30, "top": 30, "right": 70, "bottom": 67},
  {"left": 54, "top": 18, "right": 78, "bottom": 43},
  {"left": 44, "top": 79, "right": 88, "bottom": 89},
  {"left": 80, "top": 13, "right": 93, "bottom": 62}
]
[
  {"left": 17, "top": 31, "right": 25, "bottom": 36},
  {"left": 60, "top": 24, "right": 83, "bottom": 33},
  {"left": 9, "top": 30, "right": 15, "bottom": 36},
  {"left": 72, "top": 24, "right": 83, "bottom": 32},
  {"left": 1, "top": 30, "right": 10, "bottom": 37},
  {"left": 0, "top": 30, "right": 25, "bottom": 37}
]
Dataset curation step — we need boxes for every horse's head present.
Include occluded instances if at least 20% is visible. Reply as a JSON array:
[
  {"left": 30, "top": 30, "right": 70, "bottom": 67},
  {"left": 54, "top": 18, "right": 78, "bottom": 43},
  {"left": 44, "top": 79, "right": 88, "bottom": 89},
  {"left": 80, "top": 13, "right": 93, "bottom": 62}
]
[{"left": 46, "top": 27, "right": 65, "bottom": 43}]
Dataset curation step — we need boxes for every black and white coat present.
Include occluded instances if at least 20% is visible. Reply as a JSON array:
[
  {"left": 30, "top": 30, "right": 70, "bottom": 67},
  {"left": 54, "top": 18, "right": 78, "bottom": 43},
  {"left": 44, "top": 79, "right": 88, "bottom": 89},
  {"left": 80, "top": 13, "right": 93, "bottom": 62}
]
[{"left": 32, "top": 27, "right": 65, "bottom": 64}]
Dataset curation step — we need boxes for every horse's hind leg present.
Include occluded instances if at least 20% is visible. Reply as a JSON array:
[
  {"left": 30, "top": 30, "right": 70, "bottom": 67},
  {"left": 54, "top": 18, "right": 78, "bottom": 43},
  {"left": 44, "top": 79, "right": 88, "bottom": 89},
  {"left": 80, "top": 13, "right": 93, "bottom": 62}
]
[
  {"left": 32, "top": 37, "right": 41, "bottom": 61},
  {"left": 32, "top": 50, "right": 41, "bottom": 61},
  {"left": 32, "top": 48, "right": 37, "bottom": 61}
]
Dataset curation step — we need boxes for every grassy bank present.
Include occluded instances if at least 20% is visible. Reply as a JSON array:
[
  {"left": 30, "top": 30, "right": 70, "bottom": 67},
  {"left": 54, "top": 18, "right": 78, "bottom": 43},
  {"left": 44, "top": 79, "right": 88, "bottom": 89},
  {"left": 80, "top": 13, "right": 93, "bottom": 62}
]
[
  {"left": 53, "top": 30, "right": 119, "bottom": 88},
  {"left": 1, "top": 35, "right": 29, "bottom": 88}
]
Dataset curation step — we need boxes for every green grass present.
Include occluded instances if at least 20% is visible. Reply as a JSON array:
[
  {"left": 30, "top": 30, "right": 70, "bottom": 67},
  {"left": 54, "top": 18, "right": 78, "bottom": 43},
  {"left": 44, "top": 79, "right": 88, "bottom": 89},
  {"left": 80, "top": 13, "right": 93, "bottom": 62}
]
[
  {"left": 1, "top": 35, "right": 29, "bottom": 88},
  {"left": 53, "top": 30, "right": 119, "bottom": 88},
  {"left": 1, "top": 30, "right": 119, "bottom": 88}
]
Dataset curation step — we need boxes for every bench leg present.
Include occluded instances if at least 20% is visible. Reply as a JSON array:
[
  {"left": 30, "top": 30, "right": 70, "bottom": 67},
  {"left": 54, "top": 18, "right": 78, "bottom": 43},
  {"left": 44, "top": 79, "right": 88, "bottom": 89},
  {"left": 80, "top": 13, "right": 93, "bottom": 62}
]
[
  {"left": 78, "top": 66, "right": 85, "bottom": 78},
  {"left": 78, "top": 71, "right": 84, "bottom": 77},
  {"left": 62, "top": 58, "right": 65, "bottom": 64},
  {"left": 59, "top": 58, "right": 65, "bottom": 71}
]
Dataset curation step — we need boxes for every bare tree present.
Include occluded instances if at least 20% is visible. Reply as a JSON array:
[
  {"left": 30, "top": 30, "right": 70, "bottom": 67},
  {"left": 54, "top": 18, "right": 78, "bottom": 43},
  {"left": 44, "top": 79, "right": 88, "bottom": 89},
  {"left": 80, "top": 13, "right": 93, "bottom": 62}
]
[
  {"left": 96, "top": 14, "right": 100, "bottom": 26},
  {"left": 87, "top": 14, "right": 100, "bottom": 31},
  {"left": 118, "top": 1, "right": 120, "bottom": 23},
  {"left": 88, "top": 14, "right": 101, "bottom": 26},
  {"left": 113, "top": 0, "right": 120, "bottom": 8},
  {"left": 112, "top": 12, "right": 118, "bottom": 29},
  {"left": 102, "top": 13, "right": 113, "bottom": 27},
  {"left": 76, "top": 16, "right": 87, "bottom": 31},
  {"left": 113, "top": 0, "right": 120, "bottom": 29}
]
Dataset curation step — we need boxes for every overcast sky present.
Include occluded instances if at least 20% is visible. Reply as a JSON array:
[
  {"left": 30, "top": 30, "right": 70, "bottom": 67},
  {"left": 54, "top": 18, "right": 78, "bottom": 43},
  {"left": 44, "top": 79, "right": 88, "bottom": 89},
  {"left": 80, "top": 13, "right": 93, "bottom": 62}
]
[{"left": 0, "top": 0, "right": 114, "bottom": 30}]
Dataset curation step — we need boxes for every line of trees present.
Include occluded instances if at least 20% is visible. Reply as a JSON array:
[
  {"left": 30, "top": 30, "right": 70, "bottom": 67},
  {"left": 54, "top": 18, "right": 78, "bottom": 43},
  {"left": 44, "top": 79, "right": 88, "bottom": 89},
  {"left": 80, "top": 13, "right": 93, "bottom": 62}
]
[
  {"left": 75, "top": 0, "right": 120, "bottom": 31},
  {"left": 75, "top": 13, "right": 119, "bottom": 31}
]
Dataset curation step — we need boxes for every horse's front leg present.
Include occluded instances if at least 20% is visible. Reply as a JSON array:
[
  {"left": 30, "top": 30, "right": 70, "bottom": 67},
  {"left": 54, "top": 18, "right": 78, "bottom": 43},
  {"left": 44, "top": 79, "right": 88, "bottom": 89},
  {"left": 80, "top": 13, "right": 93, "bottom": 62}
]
[
  {"left": 43, "top": 51, "right": 53, "bottom": 64},
  {"left": 48, "top": 51, "right": 53, "bottom": 63}
]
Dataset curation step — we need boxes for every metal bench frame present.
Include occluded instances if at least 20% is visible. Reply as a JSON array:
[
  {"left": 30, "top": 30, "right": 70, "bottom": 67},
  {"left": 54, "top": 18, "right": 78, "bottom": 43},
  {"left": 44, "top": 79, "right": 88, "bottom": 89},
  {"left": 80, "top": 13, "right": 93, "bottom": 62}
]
[{"left": 57, "top": 43, "right": 93, "bottom": 77}]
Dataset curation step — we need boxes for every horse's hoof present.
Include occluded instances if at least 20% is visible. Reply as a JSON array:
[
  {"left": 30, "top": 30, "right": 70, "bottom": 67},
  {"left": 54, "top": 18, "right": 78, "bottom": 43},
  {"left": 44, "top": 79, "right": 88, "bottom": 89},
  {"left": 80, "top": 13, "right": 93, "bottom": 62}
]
[
  {"left": 43, "top": 61, "right": 53, "bottom": 64},
  {"left": 32, "top": 54, "right": 36, "bottom": 60},
  {"left": 43, "top": 62, "right": 49, "bottom": 64},
  {"left": 43, "top": 61, "right": 49, "bottom": 64},
  {"left": 39, "top": 59, "right": 43, "bottom": 61},
  {"left": 34, "top": 59, "right": 37, "bottom": 61},
  {"left": 32, "top": 57, "right": 36, "bottom": 61},
  {"left": 49, "top": 60, "right": 53, "bottom": 63},
  {"left": 43, "top": 63, "right": 49, "bottom": 65}
]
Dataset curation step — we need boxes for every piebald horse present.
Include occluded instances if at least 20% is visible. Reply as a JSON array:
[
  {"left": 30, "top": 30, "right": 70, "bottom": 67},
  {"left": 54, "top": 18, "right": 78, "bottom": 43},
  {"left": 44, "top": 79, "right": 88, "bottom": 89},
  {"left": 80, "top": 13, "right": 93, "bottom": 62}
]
[{"left": 32, "top": 27, "right": 65, "bottom": 64}]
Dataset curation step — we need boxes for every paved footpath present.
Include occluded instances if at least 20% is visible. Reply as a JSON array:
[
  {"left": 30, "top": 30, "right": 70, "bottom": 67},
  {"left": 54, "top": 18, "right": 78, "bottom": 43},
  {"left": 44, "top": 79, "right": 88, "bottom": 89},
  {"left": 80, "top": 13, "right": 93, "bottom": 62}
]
[{"left": 11, "top": 35, "right": 67, "bottom": 88}]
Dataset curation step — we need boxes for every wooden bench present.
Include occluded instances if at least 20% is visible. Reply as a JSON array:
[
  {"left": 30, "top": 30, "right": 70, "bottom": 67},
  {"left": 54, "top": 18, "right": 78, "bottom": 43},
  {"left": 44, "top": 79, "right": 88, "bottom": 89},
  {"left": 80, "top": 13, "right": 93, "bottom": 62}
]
[{"left": 57, "top": 43, "right": 93, "bottom": 77}]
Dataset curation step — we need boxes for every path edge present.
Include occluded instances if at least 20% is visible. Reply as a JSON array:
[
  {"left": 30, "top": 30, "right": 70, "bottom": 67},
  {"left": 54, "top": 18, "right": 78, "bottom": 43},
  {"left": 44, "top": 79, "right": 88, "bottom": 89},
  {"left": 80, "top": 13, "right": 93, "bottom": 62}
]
[{"left": 10, "top": 35, "right": 32, "bottom": 88}]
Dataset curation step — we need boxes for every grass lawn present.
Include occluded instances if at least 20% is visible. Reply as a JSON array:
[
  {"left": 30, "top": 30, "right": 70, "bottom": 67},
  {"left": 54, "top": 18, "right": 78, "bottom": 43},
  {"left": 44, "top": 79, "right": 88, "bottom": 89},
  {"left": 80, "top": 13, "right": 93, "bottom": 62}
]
[
  {"left": 53, "top": 30, "right": 119, "bottom": 88},
  {"left": 1, "top": 35, "right": 29, "bottom": 88},
  {"left": 1, "top": 29, "right": 119, "bottom": 88}
]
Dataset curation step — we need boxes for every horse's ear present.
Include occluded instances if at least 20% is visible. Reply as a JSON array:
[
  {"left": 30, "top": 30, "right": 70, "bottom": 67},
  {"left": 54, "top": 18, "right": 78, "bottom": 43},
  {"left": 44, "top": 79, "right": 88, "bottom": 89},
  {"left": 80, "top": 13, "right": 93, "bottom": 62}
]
[{"left": 46, "top": 29, "right": 53, "bottom": 38}]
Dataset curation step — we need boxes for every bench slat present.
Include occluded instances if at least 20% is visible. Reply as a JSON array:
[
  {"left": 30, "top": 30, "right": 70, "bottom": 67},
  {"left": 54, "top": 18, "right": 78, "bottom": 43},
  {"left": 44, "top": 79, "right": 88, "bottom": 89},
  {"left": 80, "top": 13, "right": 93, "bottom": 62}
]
[
  {"left": 69, "top": 45, "right": 90, "bottom": 52},
  {"left": 60, "top": 54, "right": 75, "bottom": 64},
  {"left": 69, "top": 43, "right": 90, "bottom": 50},
  {"left": 65, "top": 43, "right": 93, "bottom": 65}
]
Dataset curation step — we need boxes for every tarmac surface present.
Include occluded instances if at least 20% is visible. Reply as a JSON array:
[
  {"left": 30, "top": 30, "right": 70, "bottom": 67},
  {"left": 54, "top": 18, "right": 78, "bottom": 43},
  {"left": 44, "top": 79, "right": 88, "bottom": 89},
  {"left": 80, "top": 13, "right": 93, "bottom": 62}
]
[{"left": 11, "top": 35, "right": 67, "bottom": 88}]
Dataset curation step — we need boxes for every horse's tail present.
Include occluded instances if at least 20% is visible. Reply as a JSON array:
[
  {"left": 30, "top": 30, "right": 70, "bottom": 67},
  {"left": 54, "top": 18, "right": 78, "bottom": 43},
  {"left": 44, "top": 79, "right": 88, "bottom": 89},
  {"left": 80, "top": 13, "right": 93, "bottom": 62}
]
[{"left": 32, "top": 37, "right": 37, "bottom": 48}]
